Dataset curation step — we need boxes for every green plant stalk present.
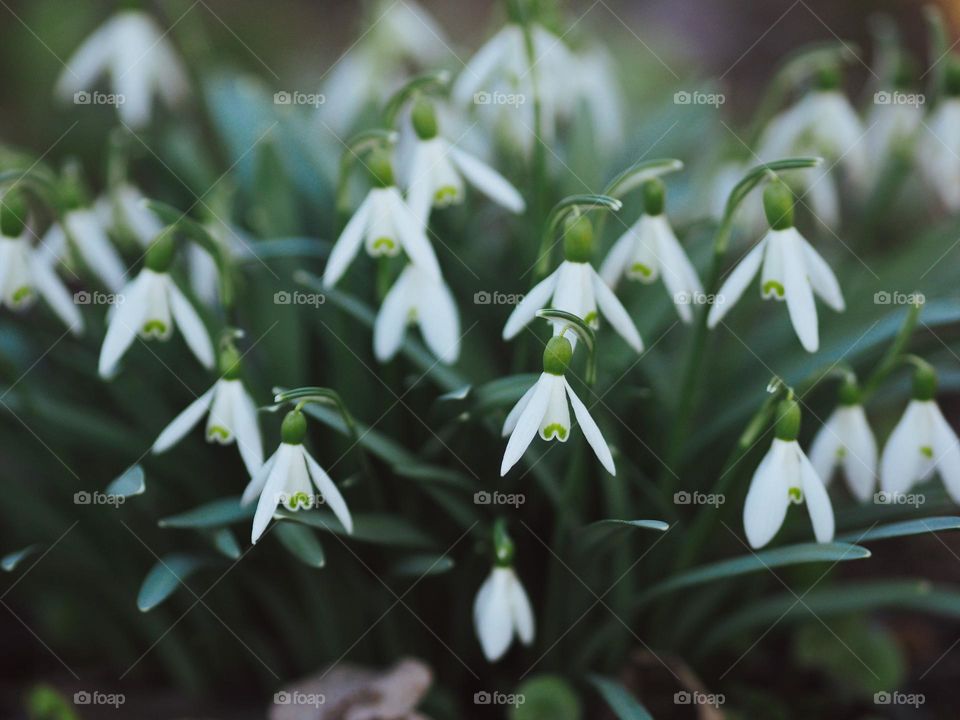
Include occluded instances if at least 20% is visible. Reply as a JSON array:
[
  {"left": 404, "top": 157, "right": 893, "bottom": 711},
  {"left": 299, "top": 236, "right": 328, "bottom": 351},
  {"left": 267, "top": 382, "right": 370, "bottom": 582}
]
[{"left": 861, "top": 301, "right": 922, "bottom": 399}]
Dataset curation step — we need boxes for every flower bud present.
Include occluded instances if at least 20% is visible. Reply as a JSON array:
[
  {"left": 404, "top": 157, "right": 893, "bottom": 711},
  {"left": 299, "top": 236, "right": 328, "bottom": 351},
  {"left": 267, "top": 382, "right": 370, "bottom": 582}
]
[
  {"left": 411, "top": 97, "right": 439, "bottom": 140},
  {"left": 0, "top": 191, "right": 27, "bottom": 237},
  {"left": 218, "top": 344, "right": 243, "bottom": 380},
  {"left": 815, "top": 65, "right": 841, "bottom": 91},
  {"left": 774, "top": 398, "right": 801, "bottom": 441},
  {"left": 144, "top": 228, "right": 177, "bottom": 273},
  {"left": 912, "top": 363, "right": 937, "bottom": 401},
  {"left": 763, "top": 180, "right": 794, "bottom": 230},
  {"left": 563, "top": 214, "right": 594, "bottom": 263},
  {"left": 642, "top": 178, "right": 665, "bottom": 216},
  {"left": 542, "top": 335, "right": 573, "bottom": 375},
  {"left": 281, "top": 409, "right": 308, "bottom": 445},
  {"left": 838, "top": 377, "right": 861, "bottom": 406},
  {"left": 492, "top": 517, "right": 515, "bottom": 567},
  {"left": 366, "top": 148, "right": 396, "bottom": 188}
]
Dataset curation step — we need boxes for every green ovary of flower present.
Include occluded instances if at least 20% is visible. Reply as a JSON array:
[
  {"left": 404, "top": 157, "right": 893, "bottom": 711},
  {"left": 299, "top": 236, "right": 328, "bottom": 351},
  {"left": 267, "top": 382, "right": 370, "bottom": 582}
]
[
  {"left": 11, "top": 286, "right": 32, "bottom": 305},
  {"left": 542, "top": 423, "right": 568, "bottom": 440},
  {"left": 434, "top": 186, "right": 459, "bottom": 205}
]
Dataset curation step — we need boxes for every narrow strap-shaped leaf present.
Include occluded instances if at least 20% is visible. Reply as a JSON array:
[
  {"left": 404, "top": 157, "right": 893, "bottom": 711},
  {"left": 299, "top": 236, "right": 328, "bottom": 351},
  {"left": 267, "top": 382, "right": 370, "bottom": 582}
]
[
  {"left": 207, "top": 528, "right": 241, "bottom": 559},
  {"left": 577, "top": 519, "right": 670, "bottom": 553},
  {"left": 137, "top": 554, "right": 208, "bottom": 612},
  {"left": 159, "top": 497, "right": 254, "bottom": 529},
  {"left": 105, "top": 465, "right": 146, "bottom": 498},
  {"left": 589, "top": 676, "right": 654, "bottom": 720},
  {"left": 836, "top": 516, "right": 960, "bottom": 544},
  {"left": 274, "top": 522, "right": 326, "bottom": 568},
  {"left": 277, "top": 510, "right": 436, "bottom": 549}
]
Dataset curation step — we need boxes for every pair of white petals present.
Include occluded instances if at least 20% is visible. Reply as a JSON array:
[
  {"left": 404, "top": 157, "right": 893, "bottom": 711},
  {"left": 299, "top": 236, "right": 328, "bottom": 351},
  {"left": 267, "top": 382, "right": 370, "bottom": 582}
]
[
  {"left": 744, "top": 438, "right": 834, "bottom": 549},
  {"left": 374, "top": 264, "right": 460, "bottom": 364},
  {"left": 501, "top": 372, "right": 615, "bottom": 476},
  {"left": 917, "top": 98, "right": 960, "bottom": 211},
  {"left": 406, "top": 136, "right": 525, "bottom": 226},
  {"left": 0, "top": 234, "right": 83, "bottom": 335},
  {"left": 809, "top": 404, "right": 878, "bottom": 503},
  {"left": 56, "top": 10, "right": 189, "bottom": 129},
  {"left": 98, "top": 269, "right": 214, "bottom": 378},
  {"left": 473, "top": 566, "right": 534, "bottom": 662},
  {"left": 600, "top": 214, "right": 703, "bottom": 323},
  {"left": 241, "top": 442, "right": 353, "bottom": 544},
  {"left": 324, "top": 187, "right": 440, "bottom": 288},
  {"left": 45, "top": 208, "right": 127, "bottom": 292},
  {"left": 152, "top": 378, "right": 264, "bottom": 478},
  {"left": 880, "top": 399, "right": 960, "bottom": 502},
  {"left": 504, "top": 261, "right": 644, "bottom": 353},
  {"left": 707, "top": 227, "right": 844, "bottom": 352}
]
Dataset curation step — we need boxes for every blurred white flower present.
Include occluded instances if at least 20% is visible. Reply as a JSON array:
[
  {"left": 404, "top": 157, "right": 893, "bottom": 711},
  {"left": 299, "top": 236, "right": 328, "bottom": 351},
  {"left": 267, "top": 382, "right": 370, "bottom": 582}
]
[
  {"left": 880, "top": 398, "right": 960, "bottom": 502},
  {"left": 865, "top": 97, "right": 922, "bottom": 175},
  {"left": 473, "top": 566, "right": 534, "bottom": 662},
  {"left": 42, "top": 206, "right": 126, "bottom": 292},
  {"left": 109, "top": 183, "right": 164, "bottom": 246},
  {"left": 56, "top": 10, "right": 189, "bottom": 129},
  {"left": 809, "top": 403, "right": 877, "bottom": 502},
  {"left": 241, "top": 410, "right": 353, "bottom": 544},
  {"left": 374, "top": 264, "right": 460, "bottom": 364},
  {"left": 917, "top": 97, "right": 960, "bottom": 211},
  {"left": 152, "top": 378, "right": 264, "bottom": 478}
]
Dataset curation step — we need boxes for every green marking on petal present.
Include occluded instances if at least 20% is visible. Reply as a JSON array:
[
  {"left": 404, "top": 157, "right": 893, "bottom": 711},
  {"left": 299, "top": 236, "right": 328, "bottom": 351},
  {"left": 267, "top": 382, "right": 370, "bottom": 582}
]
[
  {"left": 11, "top": 286, "right": 32, "bottom": 305},
  {"left": 286, "top": 491, "right": 313, "bottom": 510},
  {"left": 542, "top": 423, "right": 568, "bottom": 441},
  {"left": 406, "top": 307, "right": 418, "bottom": 324},
  {"left": 788, "top": 486, "right": 803, "bottom": 503},
  {"left": 921, "top": 445, "right": 934, "bottom": 458},
  {"left": 142, "top": 319, "right": 168, "bottom": 336},
  {"left": 207, "top": 426, "right": 230, "bottom": 441},
  {"left": 372, "top": 236, "right": 396, "bottom": 253},
  {"left": 762, "top": 280, "right": 785, "bottom": 298},
  {"left": 629, "top": 263, "right": 653, "bottom": 278},
  {"left": 835, "top": 446, "right": 847, "bottom": 459},
  {"left": 434, "top": 186, "right": 459, "bottom": 204}
]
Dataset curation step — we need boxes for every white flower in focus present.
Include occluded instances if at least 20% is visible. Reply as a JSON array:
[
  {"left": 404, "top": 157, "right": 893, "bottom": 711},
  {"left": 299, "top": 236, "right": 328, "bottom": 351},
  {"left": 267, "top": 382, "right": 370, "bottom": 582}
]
[
  {"left": 152, "top": 371, "right": 264, "bottom": 478},
  {"left": 56, "top": 10, "right": 189, "bottom": 129},
  {"left": 917, "top": 97, "right": 960, "bottom": 211},
  {"left": 473, "top": 566, "right": 534, "bottom": 662},
  {"left": 405, "top": 99, "right": 525, "bottom": 226},
  {"left": 808, "top": 399, "right": 877, "bottom": 503},
  {"left": 880, "top": 366, "right": 960, "bottom": 502},
  {"left": 504, "top": 216, "right": 643, "bottom": 352},
  {"left": 241, "top": 410, "right": 353, "bottom": 544},
  {"left": 375, "top": 264, "right": 460, "bottom": 364},
  {"left": 744, "top": 399, "right": 834, "bottom": 549},
  {"left": 599, "top": 179, "right": 702, "bottom": 323},
  {"left": 707, "top": 182, "right": 844, "bottom": 353},
  {"left": 98, "top": 233, "right": 214, "bottom": 378},
  {"left": 323, "top": 151, "right": 441, "bottom": 288},
  {"left": 501, "top": 336, "right": 615, "bottom": 476}
]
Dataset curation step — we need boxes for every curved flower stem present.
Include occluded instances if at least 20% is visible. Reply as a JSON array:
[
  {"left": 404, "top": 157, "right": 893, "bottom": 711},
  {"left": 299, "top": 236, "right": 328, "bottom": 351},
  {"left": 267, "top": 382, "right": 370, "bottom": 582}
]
[
  {"left": 334, "top": 129, "right": 396, "bottom": 231},
  {"left": 532, "top": 194, "right": 622, "bottom": 283},
  {"left": 860, "top": 300, "right": 922, "bottom": 401}
]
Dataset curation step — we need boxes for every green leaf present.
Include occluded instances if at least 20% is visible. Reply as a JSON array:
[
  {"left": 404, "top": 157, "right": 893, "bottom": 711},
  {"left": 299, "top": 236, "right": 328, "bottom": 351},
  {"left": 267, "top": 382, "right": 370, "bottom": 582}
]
[
  {"left": 105, "top": 465, "right": 146, "bottom": 498},
  {"left": 473, "top": 374, "right": 539, "bottom": 414},
  {"left": 577, "top": 519, "right": 669, "bottom": 552},
  {"left": 837, "top": 516, "right": 960, "bottom": 544},
  {"left": 604, "top": 157, "right": 683, "bottom": 198},
  {"left": 634, "top": 542, "right": 870, "bottom": 610},
  {"left": 511, "top": 675, "right": 582, "bottom": 720},
  {"left": 277, "top": 510, "right": 436, "bottom": 549},
  {"left": 242, "top": 236, "right": 330, "bottom": 262},
  {"left": 1, "top": 544, "right": 41, "bottom": 572},
  {"left": 274, "top": 522, "right": 326, "bottom": 568},
  {"left": 208, "top": 528, "right": 241, "bottom": 560},
  {"left": 588, "top": 676, "right": 653, "bottom": 720},
  {"left": 137, "top": 554, "right": 208, "bottom": 612},
  {"left": 391, "top": 553, "right": 455, "bottom": 577},
  {"left": 159, "top": 497, "right": 254, "bottom": 529}
]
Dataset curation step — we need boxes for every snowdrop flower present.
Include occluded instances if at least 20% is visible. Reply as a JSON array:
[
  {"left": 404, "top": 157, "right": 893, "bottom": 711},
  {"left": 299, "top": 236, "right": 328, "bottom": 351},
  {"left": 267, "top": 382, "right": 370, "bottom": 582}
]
[
  {"left": 188, "top": 219, "right": 251, "bottom": 307},
  {"left": 744, "top": 397, "right": 834, "bottom": 549},
  {"left": 917, "top": 64, "right": 960, "bottom": 211},
  {"left": 504, "top": 215, "right": 643, "bottom": 352},
  {"left": 323, "top": 149, "right": 441, "bottom": 288},
  {"left": 241, "top": 409, "right": 353, "bottom": 544},
  {"left": 109, "top": 183, "right": 164, "bottom": 246},
  {"left": 758, "top": 68, "right": 866, "bottom": 226},
  {"left": 55, "top": 9, "right": 189, "bottom": 129},
  {"left": 599, "top": 179, "right": 703, "bottom": 323},
  {"left": 880, "top": 363, "right": 960, "bottom": 502},
  {"left": 707, "top": 180, "right": 844, "bottom": 353},
  {"left": 808, "top": 380, "right": 877, "bottom": 502},
  {"left": 98, "top": 230, "right": 214, "bottom": 378},
  {"left": 570, "top": 46, "right": 625, "bottom": 153},
  {"left": 865, "top": 92, "right": 922, "bottom": 176},
  {"left": 43, "top": 199, "right": 126, "bottom": 292},
  {"left": 405, "top": 98, "right": 525, "bottom": 226},
  {"left": 0, "top": 194, "right": 83, "bottom": 335},
  {"left": 375, "top": 263, "right": 460, "bottom": 364},
  {"left": 501, "top": 335, "right": 615, "bottom": 476},
  {"left": 152, "top": 344, "right": 263, "bottom": 477},
  {"left": 473, "top": 520, "right": 534, "bottom": 662}
]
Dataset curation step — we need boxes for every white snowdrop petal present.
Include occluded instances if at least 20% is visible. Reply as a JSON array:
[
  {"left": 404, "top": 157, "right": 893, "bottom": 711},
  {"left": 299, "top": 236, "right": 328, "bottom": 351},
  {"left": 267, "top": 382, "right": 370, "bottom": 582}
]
[
  {"left": 473, "top": 567, "right": 515, "bottom": 662},
  {"left": 374, "top": 268, "right": 415, "bottom": 362},
  {"left": 799, "top": 236, "right": 845, "bottom": 312},
  {"left": 591, "top": 268, "right": 643, "bottom": 352},
  {"left": 450, "top": 146, "right": 525, "bottom": 213},
  {"left": 598, "top": 227, "right": 635, "bottom": 288},
  {"left": 708, "top": 238, "right": 766, "bottom": 328},
  {"left": 29, "top": 252, "right": 84, "bottom": 335},
  {"left": 508, "top": 572, "right": 535, "bottom": 645},
  {"left": 386, "top": 188, "right": 441, "bottom": 280},
  {"left": 563, "top": 377, "right": 616, "bottom": 475},
  {"left": 501, "top": 374, "right": 553, "bottom": 475},
  {"left": 799, "top": 450, "right": 835, "bottom": 543},
  {"left": 229, "top": 381, "right": 265, "bottom": 477},
  {"left": 324, "top": 194, "right": 372, "bottom": 287},
  {"left": 55, "top": 19, "right": 115, "bottom": 97},
  {"left": 166, "top": 279, "right": 214, "bottom": 368},
  {"left": 406, "top": 143, "right": 437, "bottom": 227},
  {"left": 929, "top": 402, "right": 960, "bottom": 503},
  {"left": 652, "top": 216, "right": 702, "bottom": 324},
  {"left": 453, "top": 27, "right": 518, "bottom": 103},
  {"left": 502, "top": 268, "right": 560, "bottom": 340},
  {"left": 303, "top": 447, "right": 353, "bottom": 534},
  {"left": 152, "top": 385, "right": 216, "bottom": 454},
  {"left": 839, "top": 406, "right": 878, "bottom": 503},
  {"left": 743, "top": 440, "right": 791, "bottom": 549},
  {"left": 502, "top": 381, "right": 538, "bottom": 437},
  {"left": 418, "top": 274, "right": 461, "bottom": 364},
  {"left": 880, "top": 400, "right": 927, "bottom": 495},
  {"left": 241, "top": 450, "right": 278, "bottom": 507},
  {"left": 781, "top": 229, "right": 819, "bottom": 352},
  {"left": 251, "top": 445, "right": 293, "bottom": 543},
  {"left": 98, "top": 272, "right": 150, "bottom": 377},
  {"left": 65, "top": 209, "right": 127, "bottom": 292}
]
